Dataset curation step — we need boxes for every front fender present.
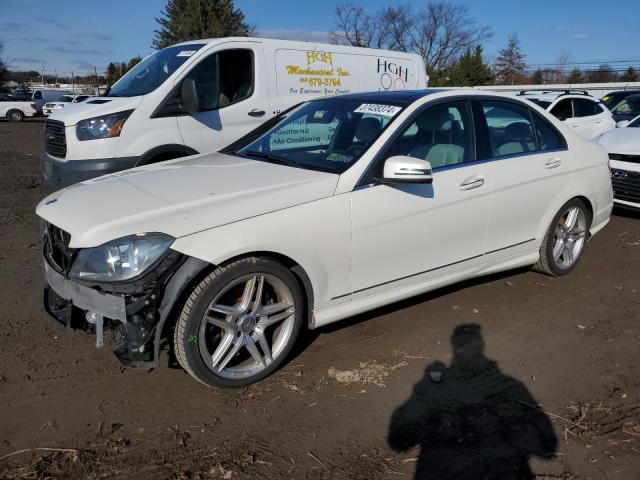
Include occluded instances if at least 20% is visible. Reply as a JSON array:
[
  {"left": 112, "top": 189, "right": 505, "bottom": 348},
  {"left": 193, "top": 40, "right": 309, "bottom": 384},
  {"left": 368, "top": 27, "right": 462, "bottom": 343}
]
[{"left": 170, "top": 193, "right": 352, "bottom": 313}]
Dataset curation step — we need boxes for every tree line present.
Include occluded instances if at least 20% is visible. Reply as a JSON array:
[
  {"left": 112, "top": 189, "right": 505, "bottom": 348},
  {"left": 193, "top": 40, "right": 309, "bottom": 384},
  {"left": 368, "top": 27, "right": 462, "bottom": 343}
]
[{"left": 1, "top": 1, "right": 638, "bottom": 90}]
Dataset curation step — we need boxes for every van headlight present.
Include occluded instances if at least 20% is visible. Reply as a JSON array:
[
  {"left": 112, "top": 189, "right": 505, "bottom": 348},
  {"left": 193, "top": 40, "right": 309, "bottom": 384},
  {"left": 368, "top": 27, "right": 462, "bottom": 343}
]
[
  {"left": 76, "top": 110, "right": 134, "bottom": 141},
  {"left": 69, "top": 233, "right": 173, "bottom": 282}
]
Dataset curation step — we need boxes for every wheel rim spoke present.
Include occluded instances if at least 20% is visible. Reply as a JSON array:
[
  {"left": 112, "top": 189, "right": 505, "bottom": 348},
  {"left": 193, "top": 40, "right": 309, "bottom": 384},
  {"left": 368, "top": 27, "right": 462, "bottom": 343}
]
[
  {"left": 245, "top": 337, "right": 266, "bottom": 367},
  {"left": 211, "top": 303, "right": 242, "bottom": 317},
  {"left": 210, "top": 332, "right": 235, "bottom": 369},
  {"left": 552, "top": 239, "right": 564, "bottom": 261},
  {"left": 238, "top": 276, "right": 258, "bottom": 312},
  {"left": 251, "top": 275, "right": 265, "bottom": 314},
  {"left": 205, "top": 314, "right": 236, "bottom": 331},
  {"left": 255, "top": 330, "right": 273, "bottom": 364},
  {"left": 217, "top": 336, "right": 244, "bottom": 372},
  {"left": 564, "top": 208, "right": 578, "bottom": 231},
  {"left": 258, "top": 307, "right": 293, "bottom": 328}
]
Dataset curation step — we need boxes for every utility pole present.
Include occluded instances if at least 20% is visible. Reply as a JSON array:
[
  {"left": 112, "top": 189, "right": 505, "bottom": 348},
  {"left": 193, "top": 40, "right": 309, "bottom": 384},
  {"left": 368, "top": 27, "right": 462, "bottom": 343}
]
[
  {"left": 71, "top": 71, "right": 75, "bottom": 93},
  {"left": 40, "top": 62, "right": 46, "bottom": 85},
  {"left": 54, "top": 68, "right": 58, "bottom": 85},
  {"left": 94, "top": 65, "right": 98, "bottom": 95}
]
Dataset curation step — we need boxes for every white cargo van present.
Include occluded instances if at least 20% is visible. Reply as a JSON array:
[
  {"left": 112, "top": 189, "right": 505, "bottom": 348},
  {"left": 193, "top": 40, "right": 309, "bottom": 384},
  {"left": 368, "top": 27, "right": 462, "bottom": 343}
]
[{"left": 41, "top": 37, "right": 427, "bottom": 189}]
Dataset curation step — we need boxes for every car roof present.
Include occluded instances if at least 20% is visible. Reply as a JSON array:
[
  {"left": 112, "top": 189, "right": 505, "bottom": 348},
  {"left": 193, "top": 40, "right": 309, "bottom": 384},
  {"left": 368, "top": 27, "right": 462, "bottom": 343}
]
[{"left": 322, "top": 89, "right": 448, "bottom": 105}]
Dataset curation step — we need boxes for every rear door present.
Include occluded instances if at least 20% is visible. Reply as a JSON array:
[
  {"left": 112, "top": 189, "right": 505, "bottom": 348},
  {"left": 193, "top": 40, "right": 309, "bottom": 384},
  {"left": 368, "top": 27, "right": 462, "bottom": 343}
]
[
  {"left": 572, "top": 98, "right": 604, "bottom": 139},
  {"left": 479, "top": 99, "right": 572, "bottom": 258},
  {"left": 549, "top": 98, "right": 585, "bottom": 136},
  {"left": 176, "top": 42, "right": 270, "bottom": 154}
]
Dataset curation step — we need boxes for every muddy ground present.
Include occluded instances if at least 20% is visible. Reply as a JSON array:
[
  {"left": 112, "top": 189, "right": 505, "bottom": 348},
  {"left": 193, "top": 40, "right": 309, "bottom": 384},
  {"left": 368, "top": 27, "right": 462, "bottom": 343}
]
[{"left": 0, "top": 120, "right": 639, "bottom": 479}]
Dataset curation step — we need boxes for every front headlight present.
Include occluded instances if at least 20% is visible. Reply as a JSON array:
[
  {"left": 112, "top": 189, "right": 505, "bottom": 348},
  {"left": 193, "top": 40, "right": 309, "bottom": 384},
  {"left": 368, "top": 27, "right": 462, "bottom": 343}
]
[
  {"left": 69, "top": 233, "right": 173, "bottom": 283},
  {"left": 76, "top": 110, "right": 133, "bottom": 141}
]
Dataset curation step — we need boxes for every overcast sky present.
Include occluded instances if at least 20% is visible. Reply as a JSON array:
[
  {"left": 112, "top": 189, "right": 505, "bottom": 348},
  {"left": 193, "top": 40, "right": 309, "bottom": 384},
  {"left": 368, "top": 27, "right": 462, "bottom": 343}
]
[{"left": 1, "top": 0, "right": 638, "bottom": 76}]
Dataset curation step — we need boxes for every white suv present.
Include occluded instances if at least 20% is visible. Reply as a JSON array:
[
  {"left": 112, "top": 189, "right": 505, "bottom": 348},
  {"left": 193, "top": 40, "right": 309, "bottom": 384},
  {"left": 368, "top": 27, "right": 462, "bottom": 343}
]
[
  {"left": 42, "top": 94, "right": 90, "bottom": 115},
  {"left": 518, "top": 90, "right": 615, "bottom": 140}
]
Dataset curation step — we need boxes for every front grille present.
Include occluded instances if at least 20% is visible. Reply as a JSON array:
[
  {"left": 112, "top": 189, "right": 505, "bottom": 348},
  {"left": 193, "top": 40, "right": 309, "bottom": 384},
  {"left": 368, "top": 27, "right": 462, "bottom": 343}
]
[
  {"left": 43, "top": 222, "right": 74, "bottom": 274},
  {"left": 44, "top": 119, "right": 67, "bottom": 158},
  {"left": 611, "top": 168, "right": 640, "bottom": 204},
  {"left": 609, "top": 153, "right": 640, "bottom": 165}
]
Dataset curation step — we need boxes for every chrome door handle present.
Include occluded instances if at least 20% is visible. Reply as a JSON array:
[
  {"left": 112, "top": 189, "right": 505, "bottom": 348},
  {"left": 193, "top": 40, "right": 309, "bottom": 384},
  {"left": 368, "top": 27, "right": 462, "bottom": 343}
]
[
  {"left": 545, "top": 157, "right": 562, "bottom": 169},
  {"left": 248, "top": 109, "right": 266, "bottom": 117},
  {"left": 460, "top": 175, "right": 485, "bottom": 191},
  {"left": 570, "top": 124, "right": 579, "bottom": 128}
]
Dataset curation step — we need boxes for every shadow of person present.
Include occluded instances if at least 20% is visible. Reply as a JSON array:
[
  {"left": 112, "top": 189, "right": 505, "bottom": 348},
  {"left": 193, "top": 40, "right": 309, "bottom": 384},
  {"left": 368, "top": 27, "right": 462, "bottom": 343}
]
[{"left": 388, "top": 324, "right": 557, "bottom": 480}]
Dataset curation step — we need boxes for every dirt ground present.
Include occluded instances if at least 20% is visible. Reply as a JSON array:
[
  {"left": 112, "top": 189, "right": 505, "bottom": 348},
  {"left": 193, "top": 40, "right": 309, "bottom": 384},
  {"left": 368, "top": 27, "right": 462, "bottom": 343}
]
[{"left": 0, "top": 120, "right": 639, "bottom": 480}]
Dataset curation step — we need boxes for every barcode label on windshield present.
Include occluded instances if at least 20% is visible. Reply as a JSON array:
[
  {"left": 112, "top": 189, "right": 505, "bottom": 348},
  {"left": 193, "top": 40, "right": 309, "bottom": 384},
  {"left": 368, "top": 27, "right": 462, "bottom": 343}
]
[
  {"left": 354, "top": 103, "right": 402, "bottom": 117},
  {"left": 176, "top": 50, "right": 197, "bottom": 57}
]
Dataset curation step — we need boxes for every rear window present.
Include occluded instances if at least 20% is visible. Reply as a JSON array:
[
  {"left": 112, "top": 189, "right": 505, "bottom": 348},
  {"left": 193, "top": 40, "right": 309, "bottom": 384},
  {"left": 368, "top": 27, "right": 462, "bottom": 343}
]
[{"left": 573, "top": 98, "right": 597, "bottom": 117}]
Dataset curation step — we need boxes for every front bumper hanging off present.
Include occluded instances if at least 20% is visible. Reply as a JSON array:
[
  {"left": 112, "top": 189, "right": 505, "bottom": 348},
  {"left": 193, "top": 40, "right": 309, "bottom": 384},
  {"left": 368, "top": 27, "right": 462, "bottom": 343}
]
[{"left": 42, "top": 252, "right": 209, "bottom": 369}]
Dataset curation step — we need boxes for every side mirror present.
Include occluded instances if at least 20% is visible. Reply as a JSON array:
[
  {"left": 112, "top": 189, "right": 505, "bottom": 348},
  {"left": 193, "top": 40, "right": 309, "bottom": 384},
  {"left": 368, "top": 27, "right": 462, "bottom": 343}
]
[
  {"left": 617, "top": 120, "right": 630, "bottom": 128},
  {"left": 377, "top": 156, "right": 433, "bottom": 184},
  {"left": 180, "top": 78, "right": 200, "bottom": 114}
]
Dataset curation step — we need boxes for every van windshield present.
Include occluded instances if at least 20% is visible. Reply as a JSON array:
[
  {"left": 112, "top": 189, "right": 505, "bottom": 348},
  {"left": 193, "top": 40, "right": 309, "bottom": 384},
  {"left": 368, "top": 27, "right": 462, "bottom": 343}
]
[{"left": 108, "top": 44, "right": 205, "bottom": 97}]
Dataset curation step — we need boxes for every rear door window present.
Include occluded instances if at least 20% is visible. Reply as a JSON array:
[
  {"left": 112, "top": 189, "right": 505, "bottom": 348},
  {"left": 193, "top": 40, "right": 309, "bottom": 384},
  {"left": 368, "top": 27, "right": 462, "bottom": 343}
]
[
  {"left": 550, "top": 99, "right": 572, "bottom": 120},
  {"left": 573, "top": 98, "right": 597, "bottom": 117}
]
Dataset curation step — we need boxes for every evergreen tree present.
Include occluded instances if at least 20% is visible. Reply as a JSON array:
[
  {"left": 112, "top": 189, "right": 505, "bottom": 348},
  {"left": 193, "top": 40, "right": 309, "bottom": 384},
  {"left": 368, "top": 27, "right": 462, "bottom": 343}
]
[
  {"left": 530, "top": 68, "right": 544, "bottom": 84},
  {"left": 494, "top": 34, "right": 526, "bottom": 85},
  {"left": 0, "top": 42, "right": 8, "bottom": 84},
  {"left": 586, "top": 64, "right": 618, "bottom": 83},
  {"left": 566, "top": 68, "right": 584, "bottom": 84},
  {"left": 620, "top": 66, "right": 638, "bottom": 82},
  {"left": 447, "top": 45, "right": 494, "bottom": 86},
  {"left": 153, "top": 0, "right": 253, "bottom": 50}
]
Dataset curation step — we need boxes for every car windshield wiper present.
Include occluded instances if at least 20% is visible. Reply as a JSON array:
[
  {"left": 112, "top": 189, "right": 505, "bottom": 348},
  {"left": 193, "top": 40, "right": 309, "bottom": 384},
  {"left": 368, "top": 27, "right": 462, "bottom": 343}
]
[{"left": 244, "top": 150, "right": 300, "bottom": 168}]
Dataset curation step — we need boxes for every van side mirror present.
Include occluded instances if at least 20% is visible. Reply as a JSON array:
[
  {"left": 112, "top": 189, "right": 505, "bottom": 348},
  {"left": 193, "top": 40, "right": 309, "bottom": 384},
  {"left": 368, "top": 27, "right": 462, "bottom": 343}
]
[
  {"left": 376, "top": 156, "right": 433, "bottom": 184},
  {"left": 181, "top": 78, "right": 200, "bottom": 114}
]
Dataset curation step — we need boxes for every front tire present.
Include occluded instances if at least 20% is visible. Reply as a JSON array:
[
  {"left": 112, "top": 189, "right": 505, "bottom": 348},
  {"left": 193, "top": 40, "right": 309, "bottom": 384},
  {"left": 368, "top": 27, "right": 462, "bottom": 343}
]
[
  {"left": 174, "top": 257, "right": 304, "bottom": 388},
  {"left": 534, "top": 198, "right": 590, "bottom": 276},
  {"left": 7, "top": 110, "right": 24, "bottom": 122}
]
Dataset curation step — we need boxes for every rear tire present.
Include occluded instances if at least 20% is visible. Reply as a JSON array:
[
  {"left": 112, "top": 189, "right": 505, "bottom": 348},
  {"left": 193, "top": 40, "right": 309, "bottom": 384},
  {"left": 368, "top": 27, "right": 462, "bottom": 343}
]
[
  {"left": 534, "top": 198, "right": 590, "bottom": 276},
  {"left": 173, "top": 257, "right": 304, "bottom": 388},
  {"left": 7, "top": 110, "right": 24, "bottom": 122}
]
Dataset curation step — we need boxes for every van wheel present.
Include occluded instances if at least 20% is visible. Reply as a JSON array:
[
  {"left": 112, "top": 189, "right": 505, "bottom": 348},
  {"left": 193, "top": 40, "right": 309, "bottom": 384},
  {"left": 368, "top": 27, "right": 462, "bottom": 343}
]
[
  {"left": 174, "top": 257, "right": 304, "bottom": 388},
  {"left": 534, "top": 198, "right": 590, "bottom": 276},
  {"left": 7, "top": 110, "right": 24, "bottom": 122}
]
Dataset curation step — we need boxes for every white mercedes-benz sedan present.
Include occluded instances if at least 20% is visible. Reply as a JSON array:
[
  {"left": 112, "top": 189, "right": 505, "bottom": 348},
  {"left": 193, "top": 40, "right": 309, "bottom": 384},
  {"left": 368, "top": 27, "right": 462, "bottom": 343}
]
[{"left": 37, "top": 89, "right": 613, "bottom": 387}]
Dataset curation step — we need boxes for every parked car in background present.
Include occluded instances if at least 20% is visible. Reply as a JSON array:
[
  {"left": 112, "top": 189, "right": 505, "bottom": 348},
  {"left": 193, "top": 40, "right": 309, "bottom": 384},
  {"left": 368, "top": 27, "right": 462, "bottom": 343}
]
[
  {"left": 596, "top": 114, "right": 640, "bottom": 211},
  {"left": 32, "top": 88, "right": 72, "bottom": 115},
  {"left": 608, "top": 94, "right": 640, "bottom": 125},
  {"left": 2, "top": 89, "right": 33, "bottom": 101},
  {"left": 518, "top": 90, "right": 616, "bottom": 140},
  {"left": 43, "top": 94, "right": 91, "bottom": 115},
  {"left": 41, "top": 37, "right": 428, "bottom": 189},
  {"left": 600, "top": 90, "right": 640, "bottom": 111},
  {"left": 0, "top": 97, "right": 37, "bottom": 121},
  {"left": 37, "top": 89, "right": 612, "bottom": 387}
]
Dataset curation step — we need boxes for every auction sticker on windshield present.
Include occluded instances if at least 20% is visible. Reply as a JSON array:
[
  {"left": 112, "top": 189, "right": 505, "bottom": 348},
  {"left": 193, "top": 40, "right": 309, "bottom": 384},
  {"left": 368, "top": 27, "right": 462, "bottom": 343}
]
[
  {"left": 354, "top": 104, "right": 402, "bottom": 117},
  {"left": 176, "top": 50, "right": 197, "bottom": 57}
]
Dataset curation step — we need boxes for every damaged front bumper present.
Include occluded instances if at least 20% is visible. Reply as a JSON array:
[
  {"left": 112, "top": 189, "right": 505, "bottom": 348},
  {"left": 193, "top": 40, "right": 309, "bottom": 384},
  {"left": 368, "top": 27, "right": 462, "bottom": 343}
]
[{"left": 43, "top": 254, "right": 181, "bottom": 368}]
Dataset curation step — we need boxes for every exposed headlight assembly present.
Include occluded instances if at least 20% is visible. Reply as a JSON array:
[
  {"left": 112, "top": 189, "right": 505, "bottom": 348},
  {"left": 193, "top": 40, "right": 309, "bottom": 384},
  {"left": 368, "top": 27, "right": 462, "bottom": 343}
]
[
  {"left": 76, "top": 110, "right": 133, "bottom": 141},
  {"left": 69, "top": 233, "right": 174, "bottom": 283}
]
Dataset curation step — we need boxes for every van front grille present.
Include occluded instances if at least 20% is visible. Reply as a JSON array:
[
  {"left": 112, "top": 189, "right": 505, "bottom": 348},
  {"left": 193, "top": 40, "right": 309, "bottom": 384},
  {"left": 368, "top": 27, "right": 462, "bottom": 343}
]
[{"left": 44, "top": 119, "right": 67, "bottom": 158}]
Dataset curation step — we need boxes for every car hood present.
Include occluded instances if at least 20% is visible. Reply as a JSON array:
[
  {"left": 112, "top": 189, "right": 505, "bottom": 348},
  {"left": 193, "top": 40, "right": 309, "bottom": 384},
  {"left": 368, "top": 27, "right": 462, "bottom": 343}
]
[
  {"left": 36, "top": 153, "right": 339, "bottom": 248},
  {"left": 49, "top": 96, "right": 142, "bottom": 125},
  {"left": 597, "top": 128, "right": 640, "bottom": 155}
]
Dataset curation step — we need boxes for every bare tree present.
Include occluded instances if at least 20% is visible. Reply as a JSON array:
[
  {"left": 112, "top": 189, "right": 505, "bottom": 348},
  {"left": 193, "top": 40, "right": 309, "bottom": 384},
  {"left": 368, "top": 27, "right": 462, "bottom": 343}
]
[
  {"left": 331, "top": 3, "right": 491, "bottom": 74},
  {"left": 329, "top": 4, "right": 390, "bottom": 48}
]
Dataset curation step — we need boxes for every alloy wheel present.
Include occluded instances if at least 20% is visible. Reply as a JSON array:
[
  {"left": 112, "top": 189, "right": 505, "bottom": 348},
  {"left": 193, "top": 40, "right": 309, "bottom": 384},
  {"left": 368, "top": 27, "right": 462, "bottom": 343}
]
[
  {"left": 198, "top": 273, "right": 296, "bottom": 379},
  {"left": 552, "top": 206, "right": 587, "bottom": 269}
]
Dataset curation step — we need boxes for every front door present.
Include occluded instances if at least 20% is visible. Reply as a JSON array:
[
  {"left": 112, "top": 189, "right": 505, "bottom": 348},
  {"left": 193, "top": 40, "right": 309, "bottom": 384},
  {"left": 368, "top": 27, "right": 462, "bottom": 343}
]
[
  {"left": 177, "top": 43, "right": 270, "bottom": 154},
  {"left": 350, "top": 101, "right": 492, "bottom": 295}
]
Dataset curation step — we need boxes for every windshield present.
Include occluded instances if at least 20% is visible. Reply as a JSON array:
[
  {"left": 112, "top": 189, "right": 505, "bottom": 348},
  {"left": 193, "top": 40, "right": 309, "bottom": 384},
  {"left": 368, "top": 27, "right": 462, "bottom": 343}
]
[
  {"left": 223, "top": 98, "right": 405, "bottom": 174},
  {"left": 611, "top": 96, "right": 640, "bottom": 116},
  {"left": 57, "top": 95, "right": 73, "bottom": 102},
  {"left": 108, "top": 44, "right": 205, "bottom": 97},
  {"left": 526, "top": 98, "right": 552, "bottom": 109},
  {"left": 628, "top": 116, "right": 640, "bottom": 128}
]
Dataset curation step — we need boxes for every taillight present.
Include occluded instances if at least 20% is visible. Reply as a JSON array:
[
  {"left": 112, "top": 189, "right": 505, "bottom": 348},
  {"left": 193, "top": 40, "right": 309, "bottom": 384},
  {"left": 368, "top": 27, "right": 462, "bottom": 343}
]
[{"left": 31, "top": 103, "right": 36, "bottom": 109}]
